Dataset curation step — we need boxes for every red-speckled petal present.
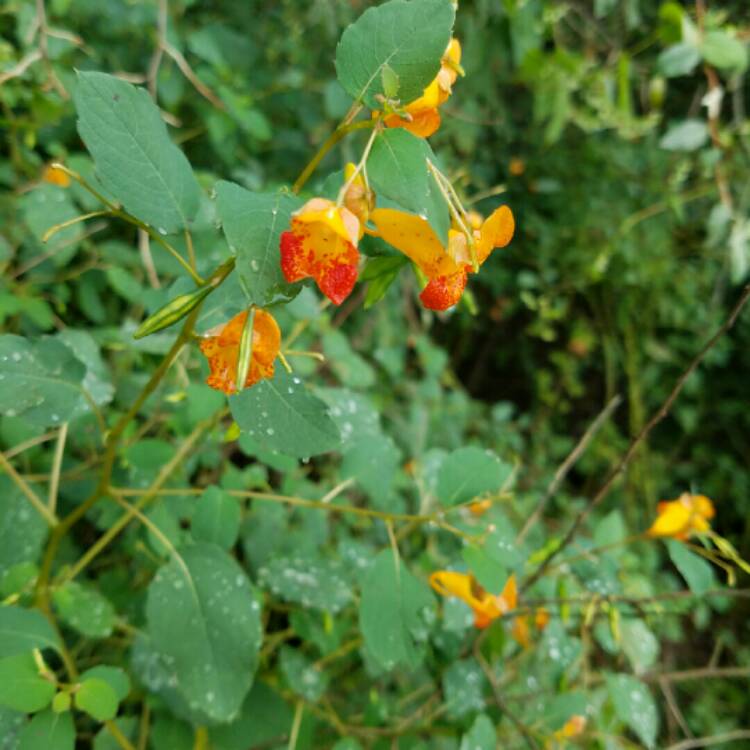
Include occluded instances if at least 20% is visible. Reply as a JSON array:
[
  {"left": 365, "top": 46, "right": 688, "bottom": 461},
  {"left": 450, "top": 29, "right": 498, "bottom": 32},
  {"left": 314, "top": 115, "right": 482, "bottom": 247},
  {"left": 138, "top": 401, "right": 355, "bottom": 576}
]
[{"left": 419, "top": 270, "right": 467, "bottom": 311}]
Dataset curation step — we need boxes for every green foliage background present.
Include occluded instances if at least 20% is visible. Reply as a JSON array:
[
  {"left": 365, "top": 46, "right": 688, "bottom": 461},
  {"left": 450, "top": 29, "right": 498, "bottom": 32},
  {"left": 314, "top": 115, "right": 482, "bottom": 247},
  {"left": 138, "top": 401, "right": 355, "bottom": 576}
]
[{"left": 1, "top": 0, "right": 750, "bottom": 748}]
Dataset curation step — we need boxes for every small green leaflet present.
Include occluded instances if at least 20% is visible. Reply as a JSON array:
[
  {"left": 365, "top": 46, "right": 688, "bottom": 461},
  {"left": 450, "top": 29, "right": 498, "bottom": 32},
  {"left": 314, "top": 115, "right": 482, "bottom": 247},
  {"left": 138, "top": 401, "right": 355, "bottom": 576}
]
[
  {"left": 335, "top": 0, "right": 455, "bottom": 109},
  {"left": 437, "top": 446, "right": 512, "bottom": 507},
  {"left": 0, "top": 478, "right": 48, "bottom": 576},
  {"left": 443, "top": 659, "right": 485, "bottom": 719},
  {"left": 667, "top": 539, "right": 715, "bottom": 594},
  {"left": 215, "top": 182, "right": 302, "bottom": 306},
  {"left": 74, "top": 678, "right": 119, "bottom": 722},
  {"left": 0, "top": 336, "right": 86, "bottom": 427},
  {"left": 0, "top": 653, "right": 56, "bottom": 712},
  {"left": 74, "top": 72, "right": 201, "bottom": 234},
  {"left": 145, "top": 543, "right": 263, "bottom": 722},
  {"left": 52, "top": 581, "right": 116, "bottom": 639},
  {"left": 359, "top": 549, "right": 434, "bottom": 671},
  {"left": 17, "top": 709, "right": 74, "bottom": 750},
  {"left": 229, "top": 369, "right": 340, "bottom": 458},
  {"left": 191, "top": 486, "right": 241, "bottom": 550},
  {"left": 368, "top": 129, "right": 450, "bottom": 245},
  {"left": 460, "top": 714, "right": 496, "bottom": 750}
]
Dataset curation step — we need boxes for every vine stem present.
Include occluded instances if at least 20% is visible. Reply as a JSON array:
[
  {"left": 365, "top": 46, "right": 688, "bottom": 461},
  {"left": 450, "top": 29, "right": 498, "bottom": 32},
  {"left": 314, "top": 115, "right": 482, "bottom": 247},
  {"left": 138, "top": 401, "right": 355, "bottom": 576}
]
[
  {"left": 336, "top": 119, "right": 381, "bottom": 206},
  {"left": 0, "top": 449, "right": 58, "bottom": 526},
  {"left": 522, "top": 284, "right": 750, "bottom": 591}
]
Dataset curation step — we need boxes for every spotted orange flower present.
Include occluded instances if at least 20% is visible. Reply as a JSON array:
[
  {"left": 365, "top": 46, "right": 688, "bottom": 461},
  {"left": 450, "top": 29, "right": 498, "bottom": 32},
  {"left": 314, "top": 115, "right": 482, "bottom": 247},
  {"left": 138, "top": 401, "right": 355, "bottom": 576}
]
[
  {"left": 279, "top": 198, "right": 361, "bottom": 305},
  {"left": 429, "top": 570, "right": 517, "bottom": 629},
  {"left": 42, "top": 164, "right": 70, "bottom": 187},
  {"left": 370, "top": 204, "right": 514, "bottom": 310},
  {"left": 384, "top": 38, "right": 462, "bottom": 138},
  {"left": 552, "top": 715, "right": 587, "bottom": 743},
  {"left": 646, "top": 492, "right": 715, "bottom": 540},
  {"left": 199, "top": 309, "right": 281, "bottom": 395}
]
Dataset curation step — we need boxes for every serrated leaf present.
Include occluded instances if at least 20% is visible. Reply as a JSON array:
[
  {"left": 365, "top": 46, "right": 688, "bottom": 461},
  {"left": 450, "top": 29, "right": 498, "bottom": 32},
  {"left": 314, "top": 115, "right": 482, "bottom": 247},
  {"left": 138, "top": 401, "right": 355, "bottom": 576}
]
[
  {"left": 443, "top": 659, "right": 485, "bottom": 719},
  {"left": 700, "top": 30, "right": 748, "bottom": 72},
  {"left": 74, "top": 678, "right": 118, "bottom": 722},
  {"left": 460, "top": 714, "right": 496, "bottom": 750},
  {"left": 437, "top": 446, "right": 511, "bottom": 507},
  {"left": 215, "top": 182, "right": 302, "bottom": 306},
  {"left": 145, "top": 543, "right": 263, "bottom": 722},
  {"left": 0, "top": 336, "right": 86, "bottom": 427},
  {"left": 667, "top": 539, "right": 715, "bottom": 594},
  {"left": 230, "top": 369, "right": 340, "bottom": 458},
  {"left": 192, "top": 486, "right": 241, "bottom": 550},
  {"left": 606, "top": 673, "right": 658, "bottom": 748},
  {"left": 74, "top": 71, "right": 201, "bottom": 234},
  {"left": 335, "top": 0, "right": 455, "bottom": 109},
  {"left": 258, "top": 555, "right": 352, "bottom": 613},
  {"left": 0, "top": 653, "right": 55, "bottom": 712},
  {"left": 0, "top": 477, "right": 48, "bottom": 576},
  {"left": 368, "top": 129, "right": 449, "bottom": 244},
  {"left": 18, "top": 709, "right": 74, "bottom": 750},
  {"left": 52, "top": 581, "right": 116, "bottom": 639},
  {"left": 0, "top": 605, "right": 61, "bottom": 658},
  {"left": 359, "top": 549, "right": 434, "bottom": 671}
]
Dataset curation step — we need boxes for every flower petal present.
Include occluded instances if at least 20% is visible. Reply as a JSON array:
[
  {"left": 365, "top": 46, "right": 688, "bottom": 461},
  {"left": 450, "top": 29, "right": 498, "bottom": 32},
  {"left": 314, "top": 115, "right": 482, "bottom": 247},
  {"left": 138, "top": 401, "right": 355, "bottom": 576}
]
[
  {"left": 419, "top": 269, "right": 467, "bottom": 311},
  {"left": 647, "top": 499, "right": 691, "bottom": 538},
  {"left": 477, "top": 205, "right": 515, "bottom": 265}
]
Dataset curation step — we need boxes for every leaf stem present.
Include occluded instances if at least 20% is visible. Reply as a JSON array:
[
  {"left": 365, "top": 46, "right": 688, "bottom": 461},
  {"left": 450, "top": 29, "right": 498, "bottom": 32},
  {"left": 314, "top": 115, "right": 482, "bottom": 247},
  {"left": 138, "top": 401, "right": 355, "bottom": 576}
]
[{"left": 0, "top": 449, "right": 58, "bottom": 526}]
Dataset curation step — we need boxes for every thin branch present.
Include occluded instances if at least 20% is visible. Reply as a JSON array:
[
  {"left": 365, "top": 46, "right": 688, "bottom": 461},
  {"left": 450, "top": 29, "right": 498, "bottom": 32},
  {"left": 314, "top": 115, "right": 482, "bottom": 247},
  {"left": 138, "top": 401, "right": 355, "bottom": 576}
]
[
  {"left": 0, "top": 49, "right": 43, "bottom": 85},
  {"left": 665, "top": 730, "right": 750, "bottom": 750},
  {"left": 517, "top": 394, "right": 622, "bottom": 542},
  {"left": 523, "top": 285, "right": 750, "bottom": 590},
  {"left": 659, "top": 678, "right": 693, "bottom": 740},
  {"left": 287, "top": 702, "right": 304, "bottom": 750},
  {"left": 0, "top": 450, "right": 58, "bottom": 526},
  {"left": 3, "top": 431, "right": 57, "bottom": 459},
  {"left": 644, "top": 666, "right": 750, "bottom": 684},
  {"left": 47, "top": 423, "right": 68, "bottom": 516}
]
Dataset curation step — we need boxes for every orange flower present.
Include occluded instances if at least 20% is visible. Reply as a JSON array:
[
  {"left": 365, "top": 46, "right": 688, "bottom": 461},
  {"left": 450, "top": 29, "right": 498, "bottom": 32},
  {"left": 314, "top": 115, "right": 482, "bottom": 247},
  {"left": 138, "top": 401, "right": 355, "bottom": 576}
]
[
  {"left": 42, "top": 164, "right": 70, "bottom": 187},
  {"left": 430, "top": 571, "right": 517, "bottom": 629},
  {"left": 199, "top": 309, "right": 281, "bottom": 395},
  {"left": 511, "top": 607, "right": 550, "bottom": 648},
  {"left": 370, "top": 204, "right": 514, "bottom": 310},
  {"left": 384, "top": 38, "right": 462, "bottom": 138},
  {"left": 469, "top": 499, "right": 493, "bottom": 516},
  {"left": 552, "top": 715, "right": 586, "bottom": 742},
  {"left": 279, "top": 197, "right": 361, "bottom": 305},
  {"left": 646, "top": 492, "right": 715, "bottom": 540}
]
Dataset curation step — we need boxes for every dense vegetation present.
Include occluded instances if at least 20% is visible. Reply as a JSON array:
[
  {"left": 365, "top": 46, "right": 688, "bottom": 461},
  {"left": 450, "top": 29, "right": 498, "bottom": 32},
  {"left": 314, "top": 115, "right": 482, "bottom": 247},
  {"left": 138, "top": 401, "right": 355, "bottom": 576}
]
[{"left": 1, "top": 1, "right": 749, "bottom": 748}]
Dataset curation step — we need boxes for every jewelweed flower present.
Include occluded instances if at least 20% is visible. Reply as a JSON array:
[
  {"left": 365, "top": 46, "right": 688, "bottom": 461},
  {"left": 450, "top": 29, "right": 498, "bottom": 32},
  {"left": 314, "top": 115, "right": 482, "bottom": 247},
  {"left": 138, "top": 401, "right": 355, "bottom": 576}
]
[
  {"left": 279, "top": 198, "right": 361, "bottom": 305},
  {"left": 552, "top": 715, "right": 586, "bottom": 742},
  {"left": 429, "top": 570, "right": 517, "bottom": 629},
  {"left": 384, "top": 38, "right": 462, "bottom": 138},
  {"left": 370, "top": 204, "right": 515, "bottom": 310},
  {"left": 647, "top": 492, "right": 715, "bottom": 540},
  {"left": 42, "top": 164, "right": 70, "bottom": 187},
  {"left": 199, "top": 309, "right": 281, "bottom": 395}
]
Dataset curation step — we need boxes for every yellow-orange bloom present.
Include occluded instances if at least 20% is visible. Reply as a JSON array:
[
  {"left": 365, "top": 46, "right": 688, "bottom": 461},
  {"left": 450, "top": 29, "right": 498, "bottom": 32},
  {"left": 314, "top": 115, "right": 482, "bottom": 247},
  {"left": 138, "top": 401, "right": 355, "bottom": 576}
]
[
  {"left": 430, "top": 571, "right": 517, "bottom": 629},
  {"left": 199, "top": 309, "right": 281, "bottom": 395},
  {"left": 512, "top": 607, "right": 550, "bottom": 648},
  {"left": 384, "top": 38, "right": 462, "bottom": 138},
  {"left": 552, "top": 715, "right": 586, "bottom": 743},
  {"left": 279, "top": 197, "right": 361, "bottom": 305},
  {"left": 646, "top": 492, "right": 715, "bottom": 540},
  {"left": 370, "top": 204, "right": 514, "bottom": 310},
  {"left": 42, "top": 164, "right": 70, "bottom": 187}
]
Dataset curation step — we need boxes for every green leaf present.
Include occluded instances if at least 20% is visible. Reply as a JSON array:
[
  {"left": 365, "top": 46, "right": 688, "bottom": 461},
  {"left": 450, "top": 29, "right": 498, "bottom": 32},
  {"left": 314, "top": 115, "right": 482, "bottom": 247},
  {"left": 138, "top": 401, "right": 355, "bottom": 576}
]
[
  {"left": 359, "top": 549, "right": 434, "bottom": 671},
  {"left": 593, "top": 509, "right": 627, "bottom": 553},
  {"left": 192, "top": 487, "right": 241, "bottom": 550},
  {"left": 145, "top": 543, "right": 263, "bottom": 722},
  {"left": 230, "top": 369, "right": 340, "bottom": 459},
  {"left": 279, "top": 646, "right": 328, "bottom": 702},
  {"left": 0, "top": 653, "right": 55, "bottom": 712},
  {"left": 621, "top": 619, "right": 659, "bottom": 673},
  {"left": 368, "top": 129, "right": 450, "bottom": 244},
  {"left": 700, "top": 30, "right": 748, "bottom": 72},
  {"left": 667, "top": 539, "right": 715, "bottom": 594},
  {"left": 606, "top": 673, "right": 658, "bottom": 748},
  {"left": 0, "top": 335, "right": 86, "bottom": 427},
  {"left": 460, "top": 714, "right": 496, "bottom": 750},
  {"left": 443, "top": 659, "right": 485, "bottom": 719},
  {"left": 52, "top": 581, "right": 115, "bottom": 639},
  {"left": 657, "top": 43, "right": 701, "bottom": 77},
  {"left": 0, "top": 605, "right": 61, "bottom": 658},
  {"left": 74, "top": 71, "right": 201, "bottom": 234},
  {"left": 92, "top": 718, "right": 138, "bottom": 750},
  {"left": 258, "top": 555, "right": 352, "bottom": 613},
  {"left": 215, "top": 182, "right": 302, "bottom": 306},
  {"left": 18, "top": 709, "right": 74, "bottom": 750},
  {"left": 0, "top": 477, "right": 48, "bottom": 576},
  {"left": 0, "top": 706, "right": 26, "bottom": 749},
  {"left": 322, "top": 330, "right": 376, "bottom": 389},
  {"left": 74, "top": 678, "right": 118, "bottom": 722},
  {"left": 21, "top": 185, "right": 82, "bottom": 267},
  {"left": 462, "top": 546, "right": 507, "bottom": 594},
  {"left": 56, "top": 330, "right": 114, "bottom": 411},
  {"left": 150, "top": 715, "right": 193, "bottom": 750},
  {"left": 335, "top": 0, "right": 455, "bottom": 109},
  {"left": 79, "top": 666, "right": 130, "bottom": 702},
  {"left": 437, "top": 446, "right": 511, "bottom": 507},
  {"left": 341, "top": 433, "right": 400, "bottom": 506},
  {"left": 659, "top": 119, "right": 708, "bottom": 151}
]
